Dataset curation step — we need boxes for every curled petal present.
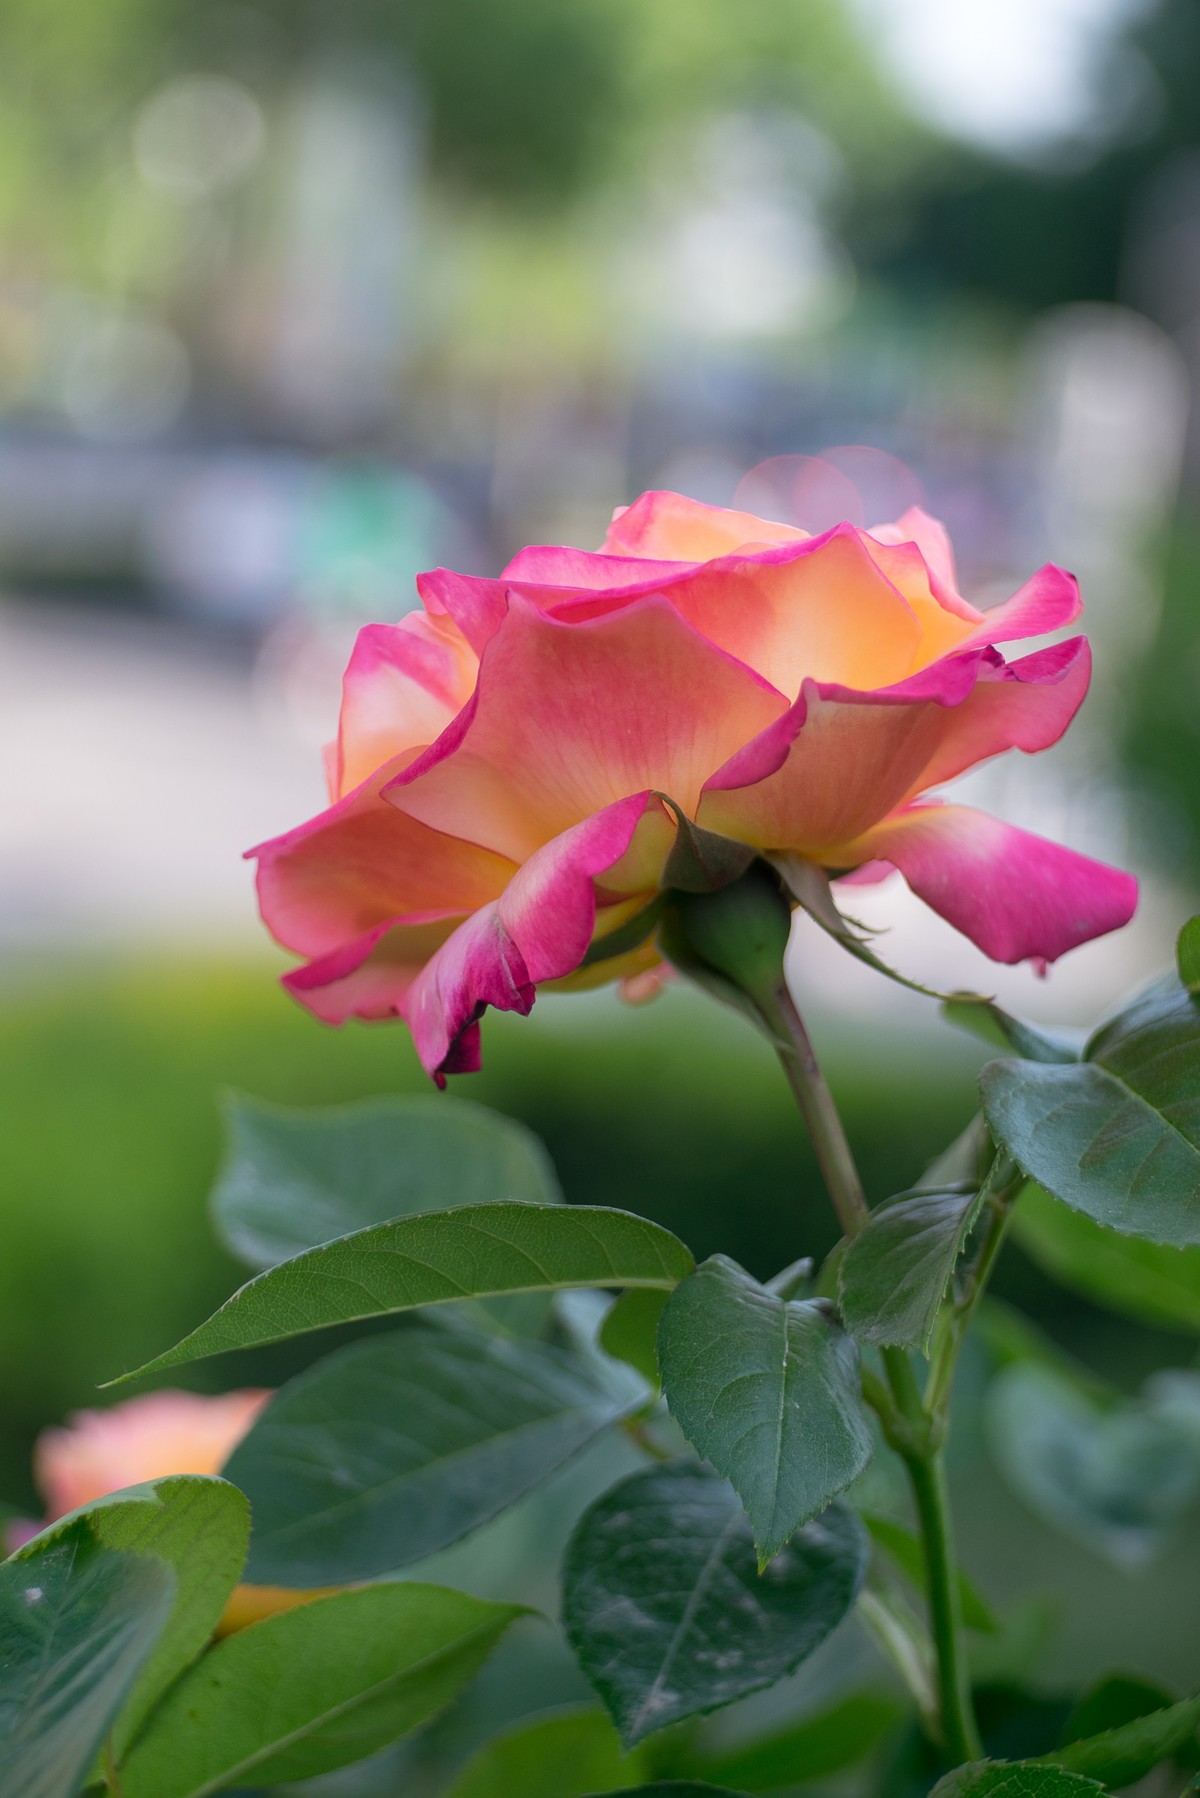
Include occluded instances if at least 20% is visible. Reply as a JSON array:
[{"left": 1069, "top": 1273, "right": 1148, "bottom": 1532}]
[
  {"left": 282, "top": 916, "right": 462, "bottom": 1025},
  {"left": 602, "top": 489, "right": 806, "bottom": 561},
  {"left": 831, "top": 803, "right": 1138, "bottom": 964},
  {"left": 386, "top": 593, "right": 787, "bottom": 864},
  {"left": 593, "top": 525, "right": 925, "bottom": 698},
  {"left": 958, "top": 561, "right": 1082, "bottom": 651},
  {"left": 909, "top": 636, "right": 1091, "bottom": 796},
  {"left": 697, "top": 639, "right": 1091, "bottom": 855},
  {"left": 502, "top": 544, "right": 694, "bottom": 589},
  {"left": 334, "top": 612, "right": 478, "bottom": 798},
  {"left": 405, "top": 794, "right": 667, "bottom": 1080},
  {"left": 869, "top": 506, "right": 964, "bottom": 600},
  {"left": 251, "top": 757, "right": 513, "bottom": 960}
]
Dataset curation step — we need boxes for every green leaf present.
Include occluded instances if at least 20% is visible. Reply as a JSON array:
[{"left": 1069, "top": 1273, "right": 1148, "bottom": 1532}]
[
  {"left": 1013, "top": 1181, "right": 1200, "bottom": 1333},
  {"left": 986, "top": 1363, "right": 1200, "bottom": 1566},
  {"left": 980, "top": 972, "right": 1200, "bottom": 1245},
  {"left": 593, "top": 1787, "right": 751, "bottom": 1796},
  {"left": 225, "top": 1325, "right": 645, "bottom": 1585},
  {"left": 930, "top": 1763, "right": 1105, "bottom": 1795},
  {"left": 688, "top": 1690, "right": 903, "bottom": 1789},
  {"left": 658, "top": 1256, "right": 873, "bottom": 1564},
  {"left": 563, "top": 1460, "right": 867, "bottom": 1745},
  {"left": 444, "top": 1706, "right": 645, "bottom": 1798},
  {"left": 0, "top": 1523, "right": 174, "bottom": 1798},
  {"left": 12, "top": 1475, "right": 249, "bottom": 1760},
  {"left": 862, "top": 1512, "right": 995, "bottom": 1633},
  {"left": 839, "top": 1190, "right": 983, "bottom": 1351},
  {"left": 1062, "top": 1672, "right": 1177, "bottom": 1745},
  {"left": 213, "top": 1092, "right": 561, "bottom": 1269},
  {"left": 594, "top": 1787, "right": 752, "bottom": 1796},
  {"left": 599, "top": 1287, "right": 668, "bottom": 1386},
  {"left": 118, "top": 1581, "right": 525, "bottom": 1796},
  {"left": 112, "top": 1203, "right": 695, "bottom": 1381},
  {"left": 941, "top": 999, "right": 1083, "bottom": 1064},
  {"left": 919, "top": 1113, "right": 993, "bottom": 1191},
  {"left": 1039, "top": 1691, "right": 1200, "bottom": 1786},
  {"left": 1179, "top": 916, "right": 1200, "bottom": 994}
]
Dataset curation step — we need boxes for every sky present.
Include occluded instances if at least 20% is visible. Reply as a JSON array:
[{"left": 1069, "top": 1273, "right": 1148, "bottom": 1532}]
[{"left": 858, "top": 0, "right": 1154, "bottom": 158}]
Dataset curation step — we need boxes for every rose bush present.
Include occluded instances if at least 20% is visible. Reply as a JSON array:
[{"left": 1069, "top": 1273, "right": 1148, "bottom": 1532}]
[{"left": 252, "top": 490, "right": 1136, "bottom": 1082}]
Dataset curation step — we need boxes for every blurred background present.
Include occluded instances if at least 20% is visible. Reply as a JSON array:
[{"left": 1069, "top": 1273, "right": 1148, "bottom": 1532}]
[{"left": 3, "top": 0, "right": 1200, "bottom": 1787}]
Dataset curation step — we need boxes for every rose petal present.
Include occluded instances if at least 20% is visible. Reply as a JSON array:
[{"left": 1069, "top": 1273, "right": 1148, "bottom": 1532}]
[
  {"left": 958, "top": 561, "right": 1082, "bottom": 651},
  {"left": 282, "top": 915, "right": 463, "bottom": 1024},
  {"left": 251, "top": 757, "right": 514, "bottom": 960},
  {"left": 827, "top": 802, "right": 1138, "bottom": 964},
  {"left": 335, "top": 612, "right": 478, "bottom": 798},
  {"left": 909, "top": 636, "right": 1091, "bottom": 796},
  {"left": 868, "top": 507, "right": 968, "bottom": 607},
  {"left": 503, "top": 545, "right": 694, "bottom": 589},
  {"left": 697, "top": 651, "right": 986, "bottom": 852},
  {"left": 697, "top": 637, "right": 1091, "bottom": 855},
  {"left": 405, "top": 794, "right": 664, "bottom": 1079},
  {"left": 35, "top": 1391, "right": 269, "bottom": 1519},
  {"left": 602, "top": 489, "right": 807, "bottom": 561},
  {"left": 386, "top": 592, "right": 787, "bottom": 864}
]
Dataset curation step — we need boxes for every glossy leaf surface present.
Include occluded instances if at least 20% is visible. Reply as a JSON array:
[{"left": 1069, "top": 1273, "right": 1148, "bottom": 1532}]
[
  {"left": 213, "top": 1092, "right": 561, "bottom": 1268},
  {"left": 659, "top": 1256, "right": 872, "bottom": 1563},
  {"left": 1039, "top": 1690, "right": 1200, "bottom": 1786},
  {"left": 226, "top": 1325, "right": 644, "bottom": 1584},
  {"left": 563, "top": 1460, "right": 866, "bottom": 1744},
  {"left": 0, "top": 1524, "right": 173, "bottom": 1798},
  {"left": 116, "top": 1204, "right": 695, "bottom": 1380},
  {"left": 931, "top": 1765, "right": 1104, "bottom": 1795},
  {"left": 981, "top": 973, "right": 1200, "bottom": 1245},
  {"left": 10, "top": 1475, "right": 247, "bottom": 1761},
  {"left": 839, "top": 1190, "right": 982, "bottom": 1350},
  {"left": 119, "top": 1582, "right": 524, "bottom": 1796}
]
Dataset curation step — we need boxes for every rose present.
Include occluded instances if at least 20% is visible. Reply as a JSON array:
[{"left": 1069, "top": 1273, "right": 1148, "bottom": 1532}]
[
  {"left": 8, "top": 1390, "right": 328, "bottom": 1633},
  {"left": 251, "top": 489, "right": 1136, "bottom": 1082}
]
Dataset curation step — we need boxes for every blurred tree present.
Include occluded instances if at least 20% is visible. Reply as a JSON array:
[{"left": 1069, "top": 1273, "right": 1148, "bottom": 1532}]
[{"left": 851, "top": 0, "right": 1200, "bottom": 314}]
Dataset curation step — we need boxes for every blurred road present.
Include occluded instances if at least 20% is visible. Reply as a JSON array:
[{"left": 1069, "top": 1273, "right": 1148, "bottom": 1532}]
[{"left": 0, "top": 599, "right": 323, "bottom": 953}]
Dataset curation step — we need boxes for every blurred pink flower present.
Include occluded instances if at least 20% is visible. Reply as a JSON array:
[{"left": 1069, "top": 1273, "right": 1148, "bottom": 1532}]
[
  {"left": 251, "top": 490, "right": 1137, "bottom": 1081},
  {"left": 9, "top": 1388, "right": 330, "bottom": 1634}
]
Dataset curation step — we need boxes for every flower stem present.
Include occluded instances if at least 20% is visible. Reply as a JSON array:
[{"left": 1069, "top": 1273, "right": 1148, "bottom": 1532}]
[
  {"left": 771, "top": 981, "right": 870, "bottom": 1239},
  {"left": 901, "top": 1435, "right": 982, "bottom": 1763},
  {"left": 772, "top": 976, "right": 982, "bottom": 1762}
]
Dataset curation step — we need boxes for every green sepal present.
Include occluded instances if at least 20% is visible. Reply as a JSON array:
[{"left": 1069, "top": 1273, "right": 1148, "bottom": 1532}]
[
  {"left": 658, "top": 862, "right": 793, "bottom": 1044},
  {"left": 658, "top": 797, "right": 757, "bottom": 893}
]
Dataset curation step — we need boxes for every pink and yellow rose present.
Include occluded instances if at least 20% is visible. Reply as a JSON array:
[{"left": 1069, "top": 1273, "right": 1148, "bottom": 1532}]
[
  {"left": 251, "top": 490, "right": 1136, "bottom": 1081},
  {"left": 9, "top": 1389, "right": 325, "bottom": 1634}
]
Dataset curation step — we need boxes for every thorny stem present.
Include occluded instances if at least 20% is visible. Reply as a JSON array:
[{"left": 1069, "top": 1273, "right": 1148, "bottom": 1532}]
[{"left": 773, "top": 974, "right": 985, "bottom": 1764}]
